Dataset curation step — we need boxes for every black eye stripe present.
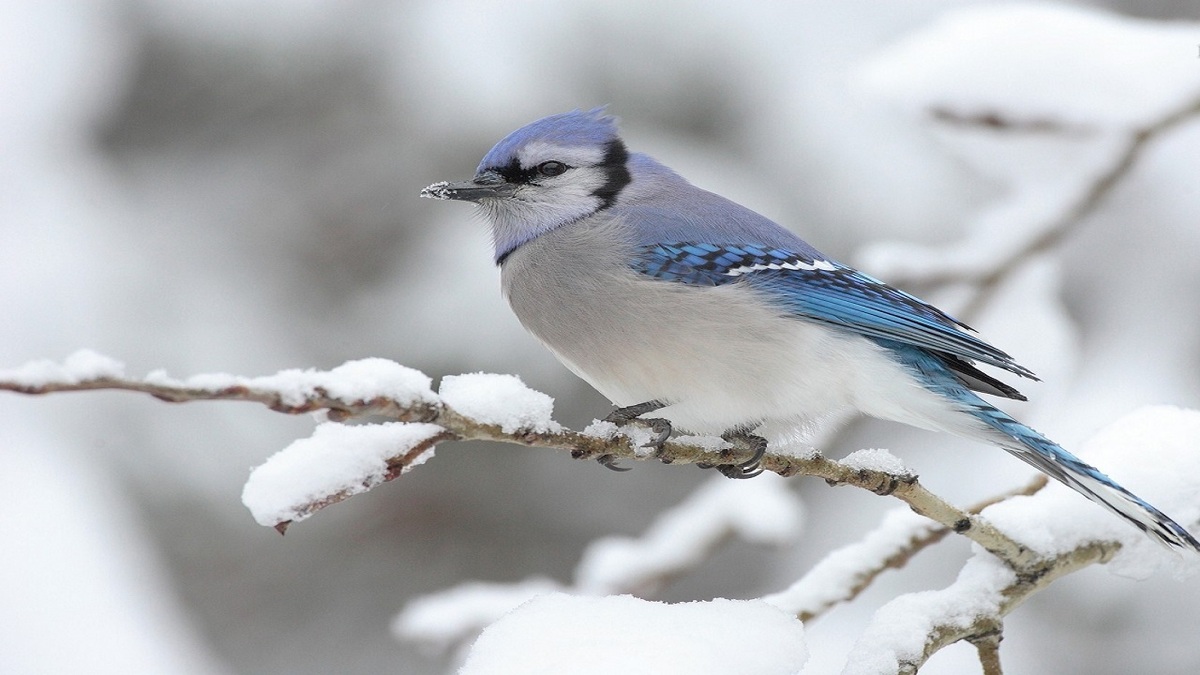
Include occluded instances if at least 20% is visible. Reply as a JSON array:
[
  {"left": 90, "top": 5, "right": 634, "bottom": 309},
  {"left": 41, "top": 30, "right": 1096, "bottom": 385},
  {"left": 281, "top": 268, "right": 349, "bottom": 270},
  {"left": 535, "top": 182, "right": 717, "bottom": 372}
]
[
  {"left": 494, "top": 157, "right": 537, "bottom": 184},
  {"left": 485, "top": 140, "right": 629, "bottom": 205},
  {"left": 490, "top": 158, "right": 571, "bottom": 183}
]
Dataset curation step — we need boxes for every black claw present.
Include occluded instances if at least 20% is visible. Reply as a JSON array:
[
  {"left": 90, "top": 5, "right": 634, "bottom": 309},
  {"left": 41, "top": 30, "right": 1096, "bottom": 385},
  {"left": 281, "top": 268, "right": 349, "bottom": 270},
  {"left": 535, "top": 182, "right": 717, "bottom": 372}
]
[
  {"left": 714, "top": 431, "right": 768, "bottom": 479},
  {"left": 596, "top": 454, "right": 631, "bottom": 472},
  {"left": 639, "top": 417, "right": 673, "bottom": 450},
  {"left": 717, "top": 463, "right": 764, "bottom": 479}
]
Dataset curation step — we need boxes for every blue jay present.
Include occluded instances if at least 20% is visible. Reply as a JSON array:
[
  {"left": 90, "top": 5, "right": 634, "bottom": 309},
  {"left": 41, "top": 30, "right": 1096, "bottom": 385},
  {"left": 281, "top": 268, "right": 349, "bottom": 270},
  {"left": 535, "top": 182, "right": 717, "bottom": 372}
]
[{"left": 422, "top": 108, "right": 1199, "bottom": 551}]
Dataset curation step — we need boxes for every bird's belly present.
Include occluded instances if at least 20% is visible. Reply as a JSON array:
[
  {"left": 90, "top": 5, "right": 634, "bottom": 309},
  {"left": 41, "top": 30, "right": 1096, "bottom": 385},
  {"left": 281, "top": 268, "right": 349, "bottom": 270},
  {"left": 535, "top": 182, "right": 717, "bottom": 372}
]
[
  {"left": 506, "top": 266, "right": 908, "bottom": 436},
  {"left": 556, "top": 319, "right": 865, "bottom": 435}
]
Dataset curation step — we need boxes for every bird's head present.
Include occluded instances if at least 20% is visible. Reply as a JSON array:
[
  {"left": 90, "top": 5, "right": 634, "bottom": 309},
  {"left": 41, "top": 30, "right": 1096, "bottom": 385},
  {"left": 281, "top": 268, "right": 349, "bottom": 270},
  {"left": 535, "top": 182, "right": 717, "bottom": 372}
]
[{"left": 422, "top": 108, "right": 632, "bottom": 262}]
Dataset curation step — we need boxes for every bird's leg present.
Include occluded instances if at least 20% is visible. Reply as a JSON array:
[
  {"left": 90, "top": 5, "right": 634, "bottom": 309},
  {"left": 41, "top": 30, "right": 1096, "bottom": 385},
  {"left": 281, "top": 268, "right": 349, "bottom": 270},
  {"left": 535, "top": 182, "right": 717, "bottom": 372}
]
[
  {"left": 604, "top": 400, "right": 667, "bottom": 425},
  {"left": 603, "top": 400, "right": 673, "bottom": 447},
  {"left": 596, "top": 400, "right": 673, "bottom": 471},
  {"left": 704, "top": 429, "right": 767, "bottom": 479}
]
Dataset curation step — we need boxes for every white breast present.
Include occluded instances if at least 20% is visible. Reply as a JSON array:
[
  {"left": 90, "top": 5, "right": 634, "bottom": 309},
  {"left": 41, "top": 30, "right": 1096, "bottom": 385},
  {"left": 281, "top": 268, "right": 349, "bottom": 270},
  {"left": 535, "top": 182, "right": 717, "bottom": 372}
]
[{"left": 500, "top": 216, "right": 972, "bottom": 442}]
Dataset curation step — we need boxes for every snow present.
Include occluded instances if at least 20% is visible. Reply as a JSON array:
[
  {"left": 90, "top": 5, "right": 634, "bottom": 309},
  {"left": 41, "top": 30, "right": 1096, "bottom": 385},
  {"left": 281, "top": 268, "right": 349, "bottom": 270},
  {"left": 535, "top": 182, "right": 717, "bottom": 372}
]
[
  {"left": 0, "top": 349, "right": 125, "bottom": 386},
  {"left": 2, "top": 353, "right": 588, "bottom": 532},
  {"left": 439, "top": 372, "right": 562, "bottom": 433},
  {"left": 582, "top": 421, "right": 730, "bottom": 457},
  {"left": 0, "top": 353, "right": 440, "bottom": 410},
  {"left": 392, "top": 577, "right": 564, "bottom": 651},
  {"left": 575, "top": 474, "right": 803, "bottom": 593},
  {"left": 843, "top": 554, "right": 1014, "bottom": 675},
  {"left": 241, "top": 421, "right": 444, "bottom": 527},
  {"left": 458, "top": 593, "right": 808, "bottom": 675},
  {"left": 982, "top": 406, "right": 1200, "bottom": 579},
  {"left": 857, "top": 3, "right": 1200, "bottom": 129},
  {"left": 673, "top": 434, "right": 734, "bottom": 452},
  {"left": 581, "top": 419, "right": 619, "bottom": 439},
  {"left": 393, "top": 474, "right": 803, "bottom": 654},
  {"left": 146, "top": 358, "right": 437, "bottom": 408},
  {"left": 839, "top": 448, "right": 910, "bottom": 476},
  {"left": 764, "top": 508, "right": 938, "bottom": 618},
  {"left": 277, "top": 358, "right": 437, "bottom": 406},
  {"left": 618, "top": 424, "right": 659, "bottom": 457}
]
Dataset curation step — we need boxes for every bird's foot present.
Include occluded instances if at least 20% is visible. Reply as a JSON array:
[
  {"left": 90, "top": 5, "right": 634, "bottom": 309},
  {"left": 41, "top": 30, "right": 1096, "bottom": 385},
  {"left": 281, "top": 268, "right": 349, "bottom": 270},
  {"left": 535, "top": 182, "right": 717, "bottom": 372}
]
[
  {"left": 599, "top": 401, "right": 672, "bottom": 471},
  {"left": 703, "top": 430, "right": 767, "bottom": 479}
]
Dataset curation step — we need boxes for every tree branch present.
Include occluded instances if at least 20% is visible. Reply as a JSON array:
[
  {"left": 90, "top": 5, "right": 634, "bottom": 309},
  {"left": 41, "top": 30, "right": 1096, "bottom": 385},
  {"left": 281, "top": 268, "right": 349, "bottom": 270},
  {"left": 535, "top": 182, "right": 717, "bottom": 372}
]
[
  {"left": 968, "top": 620, "right": 1004, "bottom": 675},
  {"left": 0, "top": 373, "right": 442, "bottom": 422},
  {"left": 885, "top": 541, "right": 1118, "bottom": 674},
  {"left": 770, "top": 476, "right": 1047, "bottom": 624},
  {"left": 3, "top": 358, "right": 1047, "bottom": 570},
  {"left": 955, "top": 94, "right": 1200, "bottom": 318}
]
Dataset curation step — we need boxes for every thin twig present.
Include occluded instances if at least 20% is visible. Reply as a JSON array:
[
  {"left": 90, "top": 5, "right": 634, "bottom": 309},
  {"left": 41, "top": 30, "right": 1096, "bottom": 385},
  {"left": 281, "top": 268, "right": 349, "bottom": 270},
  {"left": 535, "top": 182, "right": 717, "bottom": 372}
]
[
  {"left": 794, "top": 476, "right": 1047, "bottom": 623},
  {"left": 969, "top": 623, "right": 1005, "bottom": 675},
  {"left": 0, "top": 376, "right": 442, "bottom": 422},
  {"left": 941, "top": 95, "right": 1200, "bottom": 318},
  {"left": 272, "top": 427, "right": 460, "bottom": 535},
  {"left": 898, "top": 540, "right": 1118, "bottom": 674}
]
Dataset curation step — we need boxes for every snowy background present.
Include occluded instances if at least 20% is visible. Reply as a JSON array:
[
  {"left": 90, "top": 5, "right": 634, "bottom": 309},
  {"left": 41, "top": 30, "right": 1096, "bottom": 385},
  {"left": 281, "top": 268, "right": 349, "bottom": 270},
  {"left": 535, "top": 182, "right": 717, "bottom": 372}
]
[{"left": 4, "top": 1, "right": 1200, "bottom": 673}]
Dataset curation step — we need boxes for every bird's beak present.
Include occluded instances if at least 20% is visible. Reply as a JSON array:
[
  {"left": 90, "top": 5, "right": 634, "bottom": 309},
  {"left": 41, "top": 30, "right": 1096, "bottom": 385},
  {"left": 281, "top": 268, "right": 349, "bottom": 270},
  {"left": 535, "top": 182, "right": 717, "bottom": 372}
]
[{"left": 420, "top": 170, "right": 515, "bottom": 202}]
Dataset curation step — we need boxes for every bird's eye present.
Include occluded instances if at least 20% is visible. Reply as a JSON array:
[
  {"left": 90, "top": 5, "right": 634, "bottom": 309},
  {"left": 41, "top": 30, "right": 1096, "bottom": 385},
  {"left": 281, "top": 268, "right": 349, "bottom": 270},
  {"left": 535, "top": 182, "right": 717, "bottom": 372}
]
[{"left": 537, "top": 161, "right": 568, "bottom": 177}]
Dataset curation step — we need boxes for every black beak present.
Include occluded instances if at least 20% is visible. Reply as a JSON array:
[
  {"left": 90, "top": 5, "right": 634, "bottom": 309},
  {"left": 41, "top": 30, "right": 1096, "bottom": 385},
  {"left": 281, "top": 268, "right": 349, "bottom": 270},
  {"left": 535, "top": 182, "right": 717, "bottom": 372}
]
[{"left": 420, "top": 170, "right": 515, "bottom": 202}]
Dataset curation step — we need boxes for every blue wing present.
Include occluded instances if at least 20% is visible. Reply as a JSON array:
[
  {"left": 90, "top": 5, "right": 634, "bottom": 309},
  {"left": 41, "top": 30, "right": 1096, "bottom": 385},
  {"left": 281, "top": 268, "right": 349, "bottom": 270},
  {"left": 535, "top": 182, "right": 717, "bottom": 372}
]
[{"left": 633, "top": 242, "right": 1036, "bottom": 382}]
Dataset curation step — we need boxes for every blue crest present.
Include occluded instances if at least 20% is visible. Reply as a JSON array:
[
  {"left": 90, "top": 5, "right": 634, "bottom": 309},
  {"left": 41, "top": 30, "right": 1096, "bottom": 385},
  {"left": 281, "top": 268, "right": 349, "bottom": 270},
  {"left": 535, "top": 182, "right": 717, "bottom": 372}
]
[{"left": 477, "top": 107, "right": 618, "bottom": 173}]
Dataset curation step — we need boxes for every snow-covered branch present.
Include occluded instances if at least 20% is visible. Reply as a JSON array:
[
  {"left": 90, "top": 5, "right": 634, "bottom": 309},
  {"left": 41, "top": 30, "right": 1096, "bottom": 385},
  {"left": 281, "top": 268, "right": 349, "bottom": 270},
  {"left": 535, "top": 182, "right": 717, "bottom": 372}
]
[
  {"left": 844, "top": 541, "right": 1115, "bottom": 675},
  {"left": 764, "top": 476, "right": 1047, "bottom": 623},
  {"left": 10, "top": 371, "right": 1195, "bottom": 671},
  {"left": 2, "top": 351, "right": 1049, "bottom": 569},
  {"left": 842, "top": 404, "right": 1200, "bottom": 674},
  {"left": 0, "top": 350, "right": 443, "bottom": 421},
  {"left": 396, "top": 473, "right": 805, "bottom": 654}
]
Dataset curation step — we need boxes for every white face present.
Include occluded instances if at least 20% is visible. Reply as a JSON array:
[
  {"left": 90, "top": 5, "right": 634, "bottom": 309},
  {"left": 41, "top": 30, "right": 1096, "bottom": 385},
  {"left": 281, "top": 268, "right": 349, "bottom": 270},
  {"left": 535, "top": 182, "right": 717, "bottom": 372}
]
[{"left": 480, "top": 141, "right": 618, "bottom": 256}]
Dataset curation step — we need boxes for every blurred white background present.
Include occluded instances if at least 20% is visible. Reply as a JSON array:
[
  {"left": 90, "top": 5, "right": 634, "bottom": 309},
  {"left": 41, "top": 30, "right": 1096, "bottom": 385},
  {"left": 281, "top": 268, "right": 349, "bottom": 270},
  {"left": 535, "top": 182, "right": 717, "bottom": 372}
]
[{"left": 3, "top": 1, "right": 1199, "bottom": 673}]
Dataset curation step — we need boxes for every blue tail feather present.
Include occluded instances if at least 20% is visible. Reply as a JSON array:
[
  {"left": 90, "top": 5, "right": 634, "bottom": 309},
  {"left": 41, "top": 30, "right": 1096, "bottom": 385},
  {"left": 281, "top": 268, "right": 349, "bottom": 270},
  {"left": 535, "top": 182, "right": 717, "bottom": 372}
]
[
  {"left": 884, "top": 340, "right": 1200, "bottom": 552},
  {"left": 970, "top": 403, "right": 1200, "bottom": 552}
]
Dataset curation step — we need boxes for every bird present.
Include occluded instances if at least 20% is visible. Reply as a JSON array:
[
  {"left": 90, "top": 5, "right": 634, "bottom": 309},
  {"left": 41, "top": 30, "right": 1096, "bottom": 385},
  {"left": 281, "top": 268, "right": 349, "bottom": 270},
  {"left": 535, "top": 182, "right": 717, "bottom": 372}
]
[{"left": 421, "top": 107, "right": 1199, "bottom": 552}]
